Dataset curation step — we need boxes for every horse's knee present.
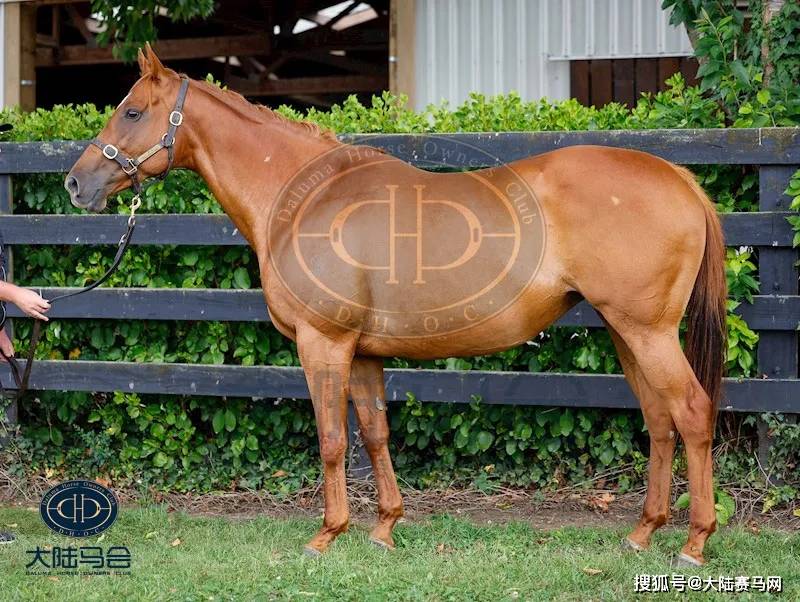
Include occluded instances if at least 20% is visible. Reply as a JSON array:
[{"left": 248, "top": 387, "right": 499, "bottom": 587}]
[{"left": 319, "top": 432, "right": 348, "bottom": 465}]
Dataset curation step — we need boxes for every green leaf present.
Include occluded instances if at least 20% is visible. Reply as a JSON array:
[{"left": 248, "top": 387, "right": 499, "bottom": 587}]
[
  {"left": 50, "top": 428, "right": 63, "bottom": 446},
  {"left": 559, "top": 412, "right": 574, "bottom": 436},
  {"left": 505, "top": 440, "right": 517, "bottom": 456},
  {"left": 716, "top": 489, "right": 735, "bottom": 519},
  {"left": 153, "top": 452, "right": 169, "bottom": 468},
  {"left": 756, "top": 89, "right": 771, "bottom": 106},
  {"left": 715, "top": 503, "right": 731, "bottom": 526},
  {"left": 225, "top": 409, "right": 237, "bottom": 432},
  {"left": 675, "top": 491, "right": 691, "bottom": 510},
  {"left": 212, "top": 410, "right": 225, "bottom": 434},
  {"left": 476, "top": 431, "right": 494, "bottom": 451},
  {"left": 729, "top": 60, "right": 750, "bottom": 86},
  {"left": 233, "top": 267, "right": 251, "bottom": 289}
]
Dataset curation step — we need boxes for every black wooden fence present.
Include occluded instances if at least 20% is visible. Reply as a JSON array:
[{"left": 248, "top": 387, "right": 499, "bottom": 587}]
[{"left": 0, "top": 129, "right": 797, "bottom": 418}]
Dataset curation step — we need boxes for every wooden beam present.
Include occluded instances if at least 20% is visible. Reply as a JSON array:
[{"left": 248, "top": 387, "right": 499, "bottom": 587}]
[
  {"left": 0, "top": 212, "right": 793, "bottom": 249},
  {"left": 36, "top": 34, "right": 271, "bottom": 67},
  {"left": 3, "top": 2, "right": 22, "bottom": 108},
  {"left": 389, "top": 0, "right": 415, "bottom": 105},
  {"left": 303, "top": 50, "right": 383, "bottom": 74},
  {"left": 31, "top": 1, "right": 87, "bottom": 5},
  {"left": 5, "top": 129, "right": 800, "bottom": 172},
  {"left": 1, "top": 287, "right": 796, "bottom": 333},
  {"left": 20, "top": 1, "right": 37, "bottom": 109},
  {"left": 0, "top": 359, "right": 797, "bottom": 412},
  {"left": 228, "top": 74, "right": 386, "bottom": 96}
]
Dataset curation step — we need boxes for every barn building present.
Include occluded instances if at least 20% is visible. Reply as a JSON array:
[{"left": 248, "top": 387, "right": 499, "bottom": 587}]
[{"left": 0, "top": 1, "right": 696, "bottom": 111}]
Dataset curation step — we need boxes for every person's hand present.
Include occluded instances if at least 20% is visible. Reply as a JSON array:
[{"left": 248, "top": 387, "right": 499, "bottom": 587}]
[
  {"left": 0, "top": 330, "right": 13, "bottom": 360},
  {"left": 12, "top": 288, "right": 50, "bottom": 321}
]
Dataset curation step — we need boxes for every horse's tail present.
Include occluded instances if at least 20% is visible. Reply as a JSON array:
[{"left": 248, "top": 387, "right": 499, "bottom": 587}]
[{"left": 675, "top": 165, "right": 727, "bottom": 424}]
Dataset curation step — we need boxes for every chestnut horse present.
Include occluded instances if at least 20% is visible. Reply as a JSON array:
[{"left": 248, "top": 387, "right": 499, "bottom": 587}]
[{"left": 65, "top": 46, "right": 726, "bottom": 566}]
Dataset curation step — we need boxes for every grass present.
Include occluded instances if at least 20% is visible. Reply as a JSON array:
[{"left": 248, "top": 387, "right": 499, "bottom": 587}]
[{"left": 0, "top": 505, "right": 797, "bottom": 601}]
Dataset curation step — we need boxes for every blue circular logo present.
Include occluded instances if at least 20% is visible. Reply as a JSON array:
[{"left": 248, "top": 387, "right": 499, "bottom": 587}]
[{"left": 40, "top": 480, "right": 119, "bottom": 537}]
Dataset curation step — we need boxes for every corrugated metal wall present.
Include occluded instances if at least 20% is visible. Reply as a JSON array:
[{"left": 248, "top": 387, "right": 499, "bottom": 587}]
[{"left": 413, "top": 0, "right": 693, "bottom": 110}]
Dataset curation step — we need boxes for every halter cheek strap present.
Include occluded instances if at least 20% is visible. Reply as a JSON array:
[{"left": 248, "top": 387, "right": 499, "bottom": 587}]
[{"left": 90, "top": 75, "right": 190, "bottom": 197}]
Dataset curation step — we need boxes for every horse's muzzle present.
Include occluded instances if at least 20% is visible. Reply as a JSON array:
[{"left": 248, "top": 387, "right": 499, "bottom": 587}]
[{"left": 65, "top": 172, "right": 107, "bottom": 212}]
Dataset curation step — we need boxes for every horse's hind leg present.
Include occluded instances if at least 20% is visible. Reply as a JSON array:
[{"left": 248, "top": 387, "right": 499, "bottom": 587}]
[
  {"left": 350, "top": 356, "right": 404, "bottom": 549},
  {"left": 606, "top": 319, "right": 716, "bottom": 565},
  {"left": 603, "top": 321, "right": 676, "bottom": 551},
  {"left": 297, "top": 327, "right": 358, "bottom": 555}
]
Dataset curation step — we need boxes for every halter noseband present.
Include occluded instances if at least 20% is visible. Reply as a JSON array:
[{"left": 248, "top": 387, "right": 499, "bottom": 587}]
[{"left": 90, "top": 75, "right": 190, "bottom": 201}]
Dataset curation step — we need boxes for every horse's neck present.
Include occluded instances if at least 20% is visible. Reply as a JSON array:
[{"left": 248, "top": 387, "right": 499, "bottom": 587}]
[{"left": 180, "top": 86, "right": 338, "bottom": 250}]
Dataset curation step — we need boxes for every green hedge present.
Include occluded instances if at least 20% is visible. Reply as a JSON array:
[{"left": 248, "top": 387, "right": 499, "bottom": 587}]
[{"left": 0, "top": 75, "right": 788, "bottom": 497}]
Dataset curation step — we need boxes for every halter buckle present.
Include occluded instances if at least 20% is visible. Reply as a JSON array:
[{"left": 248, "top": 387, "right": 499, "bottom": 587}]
[
  {"left": 102, "top": 144, "right": 119, "bottom": 160},
  {"left": 169, "top": 111, "right": 184, "bottom": 126},
  {"left": 122, "top": 159, "right": 138, "bottom": 175},
  {"left": 161, "top": 132, "right": 175, "bottom": 147}
]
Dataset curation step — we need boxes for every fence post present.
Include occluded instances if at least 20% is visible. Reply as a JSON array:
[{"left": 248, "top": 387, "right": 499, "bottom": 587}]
[
  {"left": 755, "top": 166, "right": 800, "bottom": 477},
  {"left": 0, "top": 174, "right": 17, "bottom": 444},
  {"left": 347, "top": 402, "right": 372, "bottom": 479}
]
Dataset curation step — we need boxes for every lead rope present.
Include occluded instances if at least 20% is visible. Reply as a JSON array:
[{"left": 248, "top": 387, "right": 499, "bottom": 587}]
[
  {"left": 0, "top": 76, "right": 188, "bottom": 405},
  {"left": 0, "top": 194, "right": 140, "bottom": 405}
]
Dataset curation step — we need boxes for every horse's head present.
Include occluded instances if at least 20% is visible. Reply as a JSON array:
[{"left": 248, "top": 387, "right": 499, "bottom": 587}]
[{"left": 65, "top": 44, "right": 186, "bottom": 212}]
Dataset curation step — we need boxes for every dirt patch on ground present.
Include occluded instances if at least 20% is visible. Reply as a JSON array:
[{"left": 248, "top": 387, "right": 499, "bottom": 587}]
[{"left": 2, "top": 476, "right": 798, "bottom": 531}]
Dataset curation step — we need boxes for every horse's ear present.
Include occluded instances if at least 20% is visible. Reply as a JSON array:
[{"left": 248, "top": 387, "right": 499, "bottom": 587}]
[
  {"left": 137, "top": 47, "right": 149, "bottom": 77},
  {"left": 142, "top": 42, "right": 167, "bottom": 80}
]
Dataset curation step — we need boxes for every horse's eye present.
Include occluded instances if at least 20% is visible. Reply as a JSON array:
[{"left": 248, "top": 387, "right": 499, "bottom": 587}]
[{"left": 124, "top": 108, "right": 141, "bottom": 121}]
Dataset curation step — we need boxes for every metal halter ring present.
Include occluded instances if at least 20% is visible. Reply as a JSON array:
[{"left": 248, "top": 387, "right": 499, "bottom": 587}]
[
  {"left": 161, "top": 133, "right": 175, "bottom": 147},
  {"left": 169, "top": 110, "right": 184, "bottom": 126},
  {"left": 102, "top": 144, "right": 119, "bottom": 160}
]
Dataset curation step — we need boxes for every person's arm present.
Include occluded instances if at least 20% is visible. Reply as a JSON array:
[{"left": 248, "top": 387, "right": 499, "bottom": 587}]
[
  {"left": 0, "top": 328, "right": 13, "bottom": 359},
  {"left": 0, "top": 282, "right": 50, "bottom": 321}
]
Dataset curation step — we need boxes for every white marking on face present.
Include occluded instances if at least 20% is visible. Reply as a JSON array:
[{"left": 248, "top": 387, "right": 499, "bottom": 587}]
[
  {"left": 264, "top": 155, "right": 271, "bottom": 162},
  {"left": 611, "top": 195, "right": 621, "bottom": 206}
]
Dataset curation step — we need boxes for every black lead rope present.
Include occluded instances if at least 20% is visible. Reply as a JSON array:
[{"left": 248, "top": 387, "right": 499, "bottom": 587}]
[
  {"left": 0, "top": 76, "right": 189, "bottom": 405},
  {"left": 0, "top": 204, "right": 137, "bottom": 405}
]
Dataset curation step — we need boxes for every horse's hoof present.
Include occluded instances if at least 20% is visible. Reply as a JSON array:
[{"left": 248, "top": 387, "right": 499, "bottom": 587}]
[
  {"left": 369, "top": 537, "right": 395, "bottom": 551},
  {"left": 672, "top": 552, "right": 705, "bottom": 568},
  {"left": 303, "top": 545, "right": 323, "bottom": 558},
  {"left": 620, "top": 537, "right": 645, "bottom": 552}
]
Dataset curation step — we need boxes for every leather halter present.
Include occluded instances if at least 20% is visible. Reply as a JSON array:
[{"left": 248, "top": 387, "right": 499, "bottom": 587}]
[
  {"left": 0, "top": 76, "right": 190, "bottom": 402},
  {"left": 90, "top": 75, "right": 190, "bottom": 199}
]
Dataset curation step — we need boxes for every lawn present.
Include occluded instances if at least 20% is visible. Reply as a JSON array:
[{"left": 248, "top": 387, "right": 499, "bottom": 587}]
[{"left": 0, "top": 505, "right": 796, "bottom": 601}]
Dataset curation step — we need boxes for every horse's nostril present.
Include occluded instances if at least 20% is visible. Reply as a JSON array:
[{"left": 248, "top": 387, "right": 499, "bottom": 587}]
[{"left": 65, "top": 175, "right": 80, "bottom": 196}]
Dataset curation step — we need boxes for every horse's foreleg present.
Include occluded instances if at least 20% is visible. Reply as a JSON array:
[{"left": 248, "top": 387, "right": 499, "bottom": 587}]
[
  {"left": 298, "top": 329, "right": 357, "bottom": 555},
  {"left": 350, "top": 356, "right": 403, "bottom": 549}
]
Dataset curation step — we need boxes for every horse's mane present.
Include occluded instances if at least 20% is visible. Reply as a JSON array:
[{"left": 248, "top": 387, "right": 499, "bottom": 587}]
[{"left": 193, "top": 77, "right": 338, "bottom": 142}]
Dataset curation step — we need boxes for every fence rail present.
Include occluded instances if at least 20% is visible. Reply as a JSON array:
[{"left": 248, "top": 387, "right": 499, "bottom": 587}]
[{"left": 0, "top": 128, "right": 797, "bottom": 414}]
